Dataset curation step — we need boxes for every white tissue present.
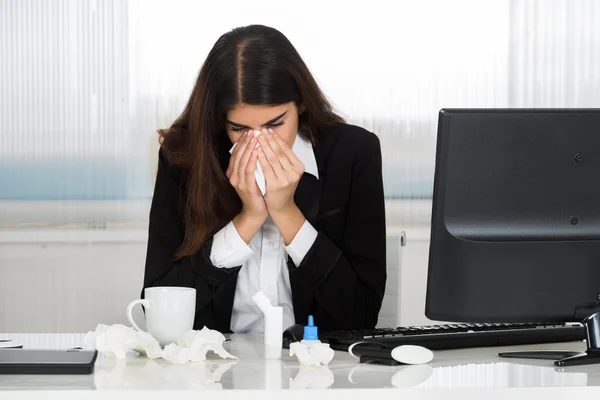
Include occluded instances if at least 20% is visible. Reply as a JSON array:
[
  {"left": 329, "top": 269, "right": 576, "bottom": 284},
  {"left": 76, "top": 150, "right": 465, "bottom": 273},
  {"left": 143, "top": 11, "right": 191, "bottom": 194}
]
[
  {"left": 83, "top": 324, "right": 161, "bottom": 360},
  {"left": 229, "top": 130, "right": 266, "bottom": 195},
  {"left": 289, "top": 342, "right": 335, "bottom": 366},
  {"left": 254, "top": 163, "right": 266, "bottom": 195},
  {"left": 162, "top": 329, "right": 237, "bottom": 364},
  {"left": 84, "top": 324, "right": 237, "bottom": 363}
]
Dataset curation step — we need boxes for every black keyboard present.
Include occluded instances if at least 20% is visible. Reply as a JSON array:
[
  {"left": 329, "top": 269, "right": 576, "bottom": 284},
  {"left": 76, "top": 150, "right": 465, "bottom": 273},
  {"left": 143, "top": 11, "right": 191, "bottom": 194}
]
[{"left": 321, "top": 322, "right": 586, "bottom": 352}]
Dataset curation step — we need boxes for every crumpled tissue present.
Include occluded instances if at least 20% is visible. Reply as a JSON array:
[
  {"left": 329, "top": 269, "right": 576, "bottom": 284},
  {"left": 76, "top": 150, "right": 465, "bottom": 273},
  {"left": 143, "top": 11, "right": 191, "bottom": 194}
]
[
  {"left": 229, "top": 130, "right": 266, "bottom": 195},
  {"left": 289, "top": 342, "right": 335, "bottom": 366},
  {"left": 84, "top": 324, "right": 237, "bottom": 363}
]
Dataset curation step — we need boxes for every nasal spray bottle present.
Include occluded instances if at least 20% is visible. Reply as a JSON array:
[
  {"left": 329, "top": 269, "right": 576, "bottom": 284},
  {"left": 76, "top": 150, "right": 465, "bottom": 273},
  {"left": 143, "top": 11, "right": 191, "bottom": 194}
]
[
  {"left": 252, "top": 291, "right": 283, "bottom": 360},
  {"left": 289, "top": 315, "right": 335, "bottom": 365},
  {"left": 301, "top": 315, "right": 319, "bottom": 343}
]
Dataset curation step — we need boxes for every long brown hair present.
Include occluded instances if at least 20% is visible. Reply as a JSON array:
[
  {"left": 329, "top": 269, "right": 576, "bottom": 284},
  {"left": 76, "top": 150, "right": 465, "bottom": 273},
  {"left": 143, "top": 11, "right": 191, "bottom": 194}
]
[{"left": 159, "top": 25, "right": 344, "bottom": 258}]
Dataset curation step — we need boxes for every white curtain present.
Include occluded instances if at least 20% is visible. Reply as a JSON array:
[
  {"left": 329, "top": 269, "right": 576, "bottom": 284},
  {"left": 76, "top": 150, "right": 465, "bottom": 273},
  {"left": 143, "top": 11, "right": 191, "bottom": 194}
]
[
  {"left": 1, "top": 0, "right": 598, "bottom": 227},
  {"left": 509, "top": 0, "right": 600, "bottom": 107}
]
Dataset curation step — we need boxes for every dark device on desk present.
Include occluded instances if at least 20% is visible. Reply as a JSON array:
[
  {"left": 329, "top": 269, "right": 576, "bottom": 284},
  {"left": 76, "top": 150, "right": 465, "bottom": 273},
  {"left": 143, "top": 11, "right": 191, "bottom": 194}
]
[
  {"left": 0, "top": 349, "right": 98, "bottom": 374},
  {"left": 283, "top": 324, "right": 304, "bottom": 349},
  {"left": 320, "top": 109, "right": 600, "bottom": 367},
  {"left": 426, "top": 108, "right": 600, "bottom": 367}
]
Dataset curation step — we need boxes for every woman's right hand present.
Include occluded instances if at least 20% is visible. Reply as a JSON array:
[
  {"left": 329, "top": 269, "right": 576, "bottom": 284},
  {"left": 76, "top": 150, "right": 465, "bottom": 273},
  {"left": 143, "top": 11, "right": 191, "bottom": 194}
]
[{"left": 226, "top": 130, "right": 268, "bottom": 225}]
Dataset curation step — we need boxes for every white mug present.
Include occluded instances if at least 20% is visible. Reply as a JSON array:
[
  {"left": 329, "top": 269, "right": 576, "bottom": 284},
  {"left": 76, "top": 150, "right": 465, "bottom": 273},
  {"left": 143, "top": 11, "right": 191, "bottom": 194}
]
[{"left": 126, "top": 287, "right": 196, "bottom": 346}]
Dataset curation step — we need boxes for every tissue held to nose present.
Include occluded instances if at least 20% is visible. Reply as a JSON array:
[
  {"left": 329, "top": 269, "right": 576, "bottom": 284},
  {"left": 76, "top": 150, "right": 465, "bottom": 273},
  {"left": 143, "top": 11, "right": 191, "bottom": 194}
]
[{"left": 229, "top": 130, "right": 266, "bottom": 195}]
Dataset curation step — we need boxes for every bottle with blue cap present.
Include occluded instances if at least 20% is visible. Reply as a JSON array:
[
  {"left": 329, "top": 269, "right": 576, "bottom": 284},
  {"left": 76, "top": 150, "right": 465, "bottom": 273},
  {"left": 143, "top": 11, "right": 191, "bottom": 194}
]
[
  {"left": 289, "top": 314, "right": 335, "bottom": 365},
  {"left": 301, "top": 315, "right": 321, "bottom": 343}
]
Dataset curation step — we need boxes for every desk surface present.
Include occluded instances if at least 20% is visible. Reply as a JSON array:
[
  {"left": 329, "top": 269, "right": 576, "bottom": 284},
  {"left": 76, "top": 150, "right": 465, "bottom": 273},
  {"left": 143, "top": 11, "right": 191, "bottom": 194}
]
[{"left": 1, "top": 333, "right": 600, "bottom": 399}]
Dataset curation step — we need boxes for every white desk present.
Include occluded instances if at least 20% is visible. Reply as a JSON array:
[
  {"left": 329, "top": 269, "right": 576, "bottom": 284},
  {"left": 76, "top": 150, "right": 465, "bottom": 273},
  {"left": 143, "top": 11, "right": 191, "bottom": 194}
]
[{"left": 1, "top": 333, "right": 600, "bottom": 399}]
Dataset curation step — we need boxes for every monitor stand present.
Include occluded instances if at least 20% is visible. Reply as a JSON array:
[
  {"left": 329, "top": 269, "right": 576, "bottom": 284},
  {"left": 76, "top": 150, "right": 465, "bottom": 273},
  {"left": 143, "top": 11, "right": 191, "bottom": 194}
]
[{"left": 498, "top": 312, "right": 600, "bottom": 367}]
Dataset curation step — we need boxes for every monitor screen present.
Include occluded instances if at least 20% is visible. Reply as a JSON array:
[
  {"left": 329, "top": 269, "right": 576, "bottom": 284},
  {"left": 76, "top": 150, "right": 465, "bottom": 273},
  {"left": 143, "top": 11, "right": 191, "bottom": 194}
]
[{"left": 426, "top": 109, "right": 600, "bottom": 323}]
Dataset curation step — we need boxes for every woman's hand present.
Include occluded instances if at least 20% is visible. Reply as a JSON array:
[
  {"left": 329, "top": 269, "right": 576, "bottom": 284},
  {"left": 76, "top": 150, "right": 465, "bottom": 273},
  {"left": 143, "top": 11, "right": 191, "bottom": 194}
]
[
  {"left": 256, "top": 128, "right": 305, "bottom": 213},
  {"left": 226, "top": 130, "right": 268, "bottom": 224}
]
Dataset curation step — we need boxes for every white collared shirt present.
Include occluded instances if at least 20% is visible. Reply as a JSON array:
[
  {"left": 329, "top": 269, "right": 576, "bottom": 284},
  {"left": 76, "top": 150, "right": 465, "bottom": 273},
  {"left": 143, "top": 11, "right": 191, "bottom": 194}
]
[{"left": 209, "top": 133, "right": 319, "bottom": 333}]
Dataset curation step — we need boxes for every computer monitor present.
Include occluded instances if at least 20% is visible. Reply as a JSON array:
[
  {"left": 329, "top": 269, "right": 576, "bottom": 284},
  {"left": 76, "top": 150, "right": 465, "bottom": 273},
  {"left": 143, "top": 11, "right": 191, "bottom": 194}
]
[{"left": 425, "top": 108, "right": 600, "bottom": 366}]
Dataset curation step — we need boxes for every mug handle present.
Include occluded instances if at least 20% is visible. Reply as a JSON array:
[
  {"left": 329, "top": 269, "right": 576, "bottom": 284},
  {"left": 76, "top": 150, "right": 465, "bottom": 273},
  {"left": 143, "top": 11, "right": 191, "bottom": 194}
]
[{"left": 126, "top": 299, "right": 149, "bottom": 332}]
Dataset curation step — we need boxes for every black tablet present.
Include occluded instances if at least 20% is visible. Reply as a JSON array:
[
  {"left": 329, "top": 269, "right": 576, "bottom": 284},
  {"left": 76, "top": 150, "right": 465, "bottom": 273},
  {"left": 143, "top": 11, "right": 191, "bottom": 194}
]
[{"left": 0, "top": 349, "right": 98, "bottom": 375}]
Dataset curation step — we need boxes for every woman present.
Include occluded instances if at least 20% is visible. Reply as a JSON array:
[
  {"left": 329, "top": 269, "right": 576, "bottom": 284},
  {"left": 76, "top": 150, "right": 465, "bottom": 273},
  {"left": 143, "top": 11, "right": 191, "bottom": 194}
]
[{"left": 143, "top": 24, "right": 386, "bottom": 334}]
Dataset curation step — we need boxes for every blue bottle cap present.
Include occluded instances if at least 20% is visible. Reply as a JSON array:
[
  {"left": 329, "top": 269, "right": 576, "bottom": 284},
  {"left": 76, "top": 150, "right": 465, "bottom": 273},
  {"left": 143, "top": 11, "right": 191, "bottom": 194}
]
[{"left": 303, "top": 315, "right": 319, "bottom": 341}]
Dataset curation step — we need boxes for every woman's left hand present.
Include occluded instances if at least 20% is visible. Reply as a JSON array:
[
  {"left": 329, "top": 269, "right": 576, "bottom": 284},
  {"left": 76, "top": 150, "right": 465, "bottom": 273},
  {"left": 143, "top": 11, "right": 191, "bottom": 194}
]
[{"left": 256, "top": 128, "right": 305, "bottom": 213}]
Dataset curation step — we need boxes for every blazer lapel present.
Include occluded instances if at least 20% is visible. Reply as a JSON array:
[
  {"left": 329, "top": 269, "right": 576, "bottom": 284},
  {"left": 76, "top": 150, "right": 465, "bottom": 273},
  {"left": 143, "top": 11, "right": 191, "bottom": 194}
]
[
  {"left": 290, "top": 141, "right": 326, "bottom": 323},
  {"left": 294, "top": 144, "right": 324, "bottom": 224},
  {"left": 294, "top": 174, "right": 320, "bottom": 223}
]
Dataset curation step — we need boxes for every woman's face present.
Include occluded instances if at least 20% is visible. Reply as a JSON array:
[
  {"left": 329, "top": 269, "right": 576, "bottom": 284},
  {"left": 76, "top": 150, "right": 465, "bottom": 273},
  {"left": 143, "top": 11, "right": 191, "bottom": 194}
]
[{"left": 225, "top": 102, "right": 300, "bottom": 148}]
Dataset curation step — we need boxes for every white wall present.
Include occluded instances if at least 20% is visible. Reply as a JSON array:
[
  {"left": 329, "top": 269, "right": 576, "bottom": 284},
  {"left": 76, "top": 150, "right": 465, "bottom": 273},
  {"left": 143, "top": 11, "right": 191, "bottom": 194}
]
[
  {"left": 0, "top": 197, "right": 434, "bottom": 334},
  {"left": 0, "top": 226, "right": 423, "bottom": 332},
  {"left": 398, "top": 227, "right": 438, "bottom": 326},
  {"left": 0, "top": 230, "right": 148, "bottom": 333},
  {"left": 0, "top": 199, "right": 436, "bottom": 333}
]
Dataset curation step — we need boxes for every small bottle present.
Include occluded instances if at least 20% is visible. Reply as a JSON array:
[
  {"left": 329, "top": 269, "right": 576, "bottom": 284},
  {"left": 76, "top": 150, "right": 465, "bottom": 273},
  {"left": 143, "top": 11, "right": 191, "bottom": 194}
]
[
  {"left": 301, "top": 315, "right": 320, "bottom": 344},
  {"left": 289, "top": 315, "right": 335, "bottom": 365}
]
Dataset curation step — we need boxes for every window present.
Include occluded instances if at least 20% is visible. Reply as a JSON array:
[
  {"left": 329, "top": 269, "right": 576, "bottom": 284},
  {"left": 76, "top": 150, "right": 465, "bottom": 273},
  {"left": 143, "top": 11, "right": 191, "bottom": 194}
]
[{"left": 1, "top": 0, "right": 598, "bottom": 226}]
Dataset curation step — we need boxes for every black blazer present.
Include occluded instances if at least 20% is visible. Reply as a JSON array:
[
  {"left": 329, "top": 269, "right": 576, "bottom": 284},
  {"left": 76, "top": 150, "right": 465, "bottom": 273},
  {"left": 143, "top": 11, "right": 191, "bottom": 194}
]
[{"left": 142, "top": 123, "right": 387, "bottom": 333}]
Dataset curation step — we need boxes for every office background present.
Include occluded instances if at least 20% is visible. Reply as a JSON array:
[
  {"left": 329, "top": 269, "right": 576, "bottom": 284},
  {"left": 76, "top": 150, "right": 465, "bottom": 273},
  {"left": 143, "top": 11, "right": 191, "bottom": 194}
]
[{"left": 1, "top": 0, "right": 599, "bottom": 331}]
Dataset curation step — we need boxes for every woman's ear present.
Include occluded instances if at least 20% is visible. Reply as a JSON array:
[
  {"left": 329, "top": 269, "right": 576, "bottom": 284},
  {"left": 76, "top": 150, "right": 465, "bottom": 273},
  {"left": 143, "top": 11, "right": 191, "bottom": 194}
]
[{"left": 297, "top": 103, "right": 306, "bottom": 114}]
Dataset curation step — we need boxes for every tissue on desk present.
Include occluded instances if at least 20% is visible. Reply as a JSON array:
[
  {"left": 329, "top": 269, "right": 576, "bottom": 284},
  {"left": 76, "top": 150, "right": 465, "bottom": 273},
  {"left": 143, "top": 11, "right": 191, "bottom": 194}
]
[
  {"left": 162, "top": 328, "right": 237, "bottom": 364},
  {"left": 289, "top": 342, "right": 335, "bottom": 366},
  {"left": 229, "top": 130, "right": 266, "bottom": 195},
  {"left": 83, "top": 324, "right": 161, "bottom": 360},
  {"left": 84, "top": 324, "right": 237, "bottom": 363}
]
